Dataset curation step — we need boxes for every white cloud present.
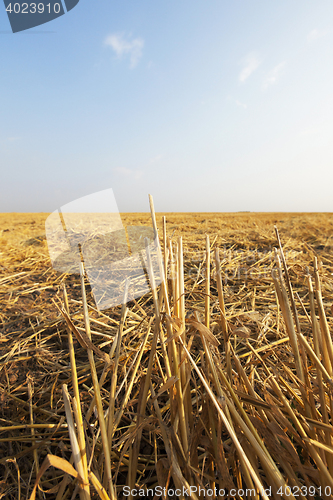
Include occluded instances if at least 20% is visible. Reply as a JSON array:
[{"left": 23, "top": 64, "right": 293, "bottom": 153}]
[
  {"left": 239, "top": 53, "right": 261, "bottom": 82},
  {"left": 307, "top": 29, "right": 326, "bottom": 42},
  {"left": 262, "top": 62, "right": 286, "bottom": 89},
  {"left": 114, "top": 167, "right": 144, "bottom": 179},
  {"left": 104, "top": 33, "right": 144, "bottom": 68}
]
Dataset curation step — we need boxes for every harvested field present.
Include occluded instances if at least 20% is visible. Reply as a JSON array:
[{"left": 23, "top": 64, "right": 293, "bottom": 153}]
[{"left": 1, "top": 209, "right": 333, "bottom": 499}]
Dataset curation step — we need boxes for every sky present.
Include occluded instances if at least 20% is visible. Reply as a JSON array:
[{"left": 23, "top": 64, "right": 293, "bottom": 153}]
[{"left": 1, "top": 0, "right": 333, "bottom": 212}]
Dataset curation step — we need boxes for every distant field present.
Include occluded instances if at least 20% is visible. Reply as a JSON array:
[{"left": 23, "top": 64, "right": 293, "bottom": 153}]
[
  {"left": 1, "top": 212, "right": 333, "bottom": 499},
  {"left": 2, "top": 210, "right": 333, "bottom": 249}
]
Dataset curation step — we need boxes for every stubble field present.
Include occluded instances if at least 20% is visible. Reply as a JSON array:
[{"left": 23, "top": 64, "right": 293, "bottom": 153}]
[{"left": 1, "top": 211, "right": 333, "bottom": 500}]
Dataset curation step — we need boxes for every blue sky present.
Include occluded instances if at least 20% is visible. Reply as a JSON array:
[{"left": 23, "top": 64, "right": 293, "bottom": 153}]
[{"left": 1, "top": 1, "right": 333, "bottom": 212}]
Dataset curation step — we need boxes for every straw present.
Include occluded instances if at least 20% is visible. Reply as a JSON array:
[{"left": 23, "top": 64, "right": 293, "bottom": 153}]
[{"left": 3, "top": 211, "right": 333, "bottom": 499}]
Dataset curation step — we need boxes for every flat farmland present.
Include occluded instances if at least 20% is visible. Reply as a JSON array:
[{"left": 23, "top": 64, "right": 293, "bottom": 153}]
[{"left": 1, "top": 212, "right": 333, "bottom": 499}]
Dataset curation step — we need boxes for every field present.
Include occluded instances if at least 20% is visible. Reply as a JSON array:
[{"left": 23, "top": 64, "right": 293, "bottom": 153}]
[{"left": 1, "top": 211, "right": 333, "bottom": 500}]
